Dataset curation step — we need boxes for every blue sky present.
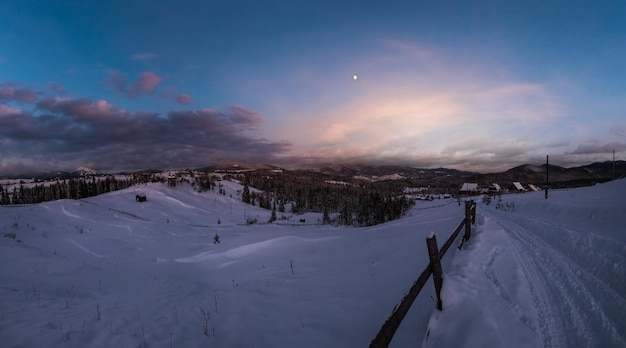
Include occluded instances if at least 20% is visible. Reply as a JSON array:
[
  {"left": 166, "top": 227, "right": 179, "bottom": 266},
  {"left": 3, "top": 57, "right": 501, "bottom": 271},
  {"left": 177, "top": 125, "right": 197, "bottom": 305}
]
[{"left": 1, "top": 0, "right": 625, "bottom": 175}]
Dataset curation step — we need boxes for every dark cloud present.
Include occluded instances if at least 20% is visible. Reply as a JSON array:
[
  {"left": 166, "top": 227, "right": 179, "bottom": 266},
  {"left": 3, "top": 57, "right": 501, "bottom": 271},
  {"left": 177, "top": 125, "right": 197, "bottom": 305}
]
[
  {"left": 567, "top": 142, "right": 626, "bottom": 155},
  {"left": 105, "top": 71, "right": 162, "bottom": 96},
  {"left": 0, "top": 82, "right": 39, "bottom": 103},
  {"left": 1, "top": 97, "right": 291, "bottom": 174}
]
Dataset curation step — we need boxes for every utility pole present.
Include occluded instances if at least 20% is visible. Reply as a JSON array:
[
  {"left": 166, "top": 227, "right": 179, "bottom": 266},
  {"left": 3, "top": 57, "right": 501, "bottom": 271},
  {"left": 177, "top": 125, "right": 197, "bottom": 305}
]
[
  {"left": 613, "top": 149, "right": 616, "bottom": 180},
  {"left": 545, "top": 155, "right": 549, "bottom": 199}
]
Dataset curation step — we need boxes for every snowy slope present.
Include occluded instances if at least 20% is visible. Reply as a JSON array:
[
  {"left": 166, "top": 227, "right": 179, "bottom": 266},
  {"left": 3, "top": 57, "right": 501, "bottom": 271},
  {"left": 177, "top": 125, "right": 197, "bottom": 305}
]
[
  {"left": 2, "top": 179, "right": 624, "bottom": 347},
  {"left": 423, "top": 179, "right": 626, "bottom": 348},
  {"left": 0, "top": 181, "right": 462, "bottom": 347}
]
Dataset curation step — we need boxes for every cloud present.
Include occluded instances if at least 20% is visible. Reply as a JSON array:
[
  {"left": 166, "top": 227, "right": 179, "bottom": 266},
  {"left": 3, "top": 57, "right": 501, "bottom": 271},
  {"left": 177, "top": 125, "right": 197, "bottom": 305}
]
[
  {"left": 0, "top": 82, "right": 39, "bottom": 103},
  {"left": 47, "top": 82, "right": 68, "bottom": 95},
  {"left": 159, "top": 86, "right": 193, "bottom": 105},
  {"left": 176, "top": 94, "right": 193, "bottom": 105},
  {"left": 105, "top": 71, "right": 162, "bottom": 96},
  {"left": 567, "top": 142, "right": 626, "bottom": 155},
  {"left": 612, "top": 124, "right": 626, "bottom": 137},
  {"left": 0, "top": 104, "right": 21, "bottom": 117},
  {"left": 36, "top": 97, "right": 120, "bottom": 122},
  {"left": 256, "top": 37, "right": 576, "bottom": 171},
  {"left": 130, "top": 53, "right": 159, "bottom": 60},
  {"left": 1, "top": 97, "right": 291, "bottom": 174},
  {"left": 0, "top": 160, "right": 52, "bottom": 177},
  {"left": 269, "top": 78, "right": 562, "bottom": 172}
]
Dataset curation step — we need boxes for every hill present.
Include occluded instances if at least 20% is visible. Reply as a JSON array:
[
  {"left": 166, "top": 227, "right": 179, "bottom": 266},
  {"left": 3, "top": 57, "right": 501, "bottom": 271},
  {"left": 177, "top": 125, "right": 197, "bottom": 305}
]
[{"left": 1, "top": 177, "right": 625, "bottom": 347}]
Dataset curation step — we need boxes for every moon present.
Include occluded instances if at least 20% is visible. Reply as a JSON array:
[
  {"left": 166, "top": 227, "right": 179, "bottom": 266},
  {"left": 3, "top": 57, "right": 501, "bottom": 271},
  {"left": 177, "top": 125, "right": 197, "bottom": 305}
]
[{"left": 352, "top": 74, "right": 358, "bottom": 81}]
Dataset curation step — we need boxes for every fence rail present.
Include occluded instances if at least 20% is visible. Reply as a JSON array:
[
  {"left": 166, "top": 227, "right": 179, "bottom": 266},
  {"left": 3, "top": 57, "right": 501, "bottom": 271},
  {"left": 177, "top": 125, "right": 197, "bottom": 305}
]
[{"left": 369, "top": 200, "right": 476, "bottom": 348}]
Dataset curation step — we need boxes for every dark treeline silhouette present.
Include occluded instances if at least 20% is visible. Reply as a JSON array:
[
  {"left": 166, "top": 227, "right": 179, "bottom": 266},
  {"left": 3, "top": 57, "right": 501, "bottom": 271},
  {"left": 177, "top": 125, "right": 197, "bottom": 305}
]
[
  {"left": 0, "top": 175, "right": 154, "bottom": 205},
  {"left": 223, "top": 170, "right": 414, "bottom": 227},
  {"left": 2, "top": 169, "right": 413, "bottom": 227}
]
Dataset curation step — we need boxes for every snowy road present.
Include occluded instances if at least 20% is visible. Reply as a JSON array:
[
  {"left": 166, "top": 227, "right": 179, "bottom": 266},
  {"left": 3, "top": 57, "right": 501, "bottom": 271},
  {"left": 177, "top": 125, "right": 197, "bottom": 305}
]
[
  {"left": 490, "top": 208, "right": 626, "bottom": 348},
  {"left": 423, "top": 181, "right": 626, "bottom": 348}
]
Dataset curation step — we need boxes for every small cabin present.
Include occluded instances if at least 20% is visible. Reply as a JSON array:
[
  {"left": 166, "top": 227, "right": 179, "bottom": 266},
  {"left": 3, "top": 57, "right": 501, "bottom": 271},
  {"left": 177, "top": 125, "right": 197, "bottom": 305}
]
[
  {"left": 167, "top": 175, "right": 177, "bottom": 187},
  {"left": 527, "top": 184, "right": 540, "bottom": 192},
  {"left": 509, "top": 182, "right": 527, "bottom": 193},
  {"left": 488, "top": 183, "right": 502, "bottom": 194},
  {"left": 459, "top": 183, "right": 479, "bottom": 196},
  {"left": 135, "top": 193, "right": 147, "bottom": 202}
]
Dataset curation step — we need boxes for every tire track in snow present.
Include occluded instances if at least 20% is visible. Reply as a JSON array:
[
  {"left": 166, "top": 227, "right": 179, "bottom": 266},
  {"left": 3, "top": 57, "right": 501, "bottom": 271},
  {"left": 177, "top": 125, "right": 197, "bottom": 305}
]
[
  {"left": 481, "top": 245, "right": 533, "bottom": 329},
  {"left": 486, "top": 209, "right": 626, "bottom": 348},
  {"left": 477, "top": 217, "right": 538, "bottom": 336},
  {"left": 68, "top": 238, "right": 106, "bottom": 258}
]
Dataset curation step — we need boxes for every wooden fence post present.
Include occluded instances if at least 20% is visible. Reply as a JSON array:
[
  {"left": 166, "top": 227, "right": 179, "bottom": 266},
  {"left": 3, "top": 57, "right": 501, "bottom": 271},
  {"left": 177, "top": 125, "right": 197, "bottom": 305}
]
[
  {"left": 471, "top": 200, "right": 476, "bottom": 224},
  {"left": 464, "top": 200, "right": 472, "bottom": 241},
  {"left": 426, "top": 235, "right": 443, "bottom": 310}
]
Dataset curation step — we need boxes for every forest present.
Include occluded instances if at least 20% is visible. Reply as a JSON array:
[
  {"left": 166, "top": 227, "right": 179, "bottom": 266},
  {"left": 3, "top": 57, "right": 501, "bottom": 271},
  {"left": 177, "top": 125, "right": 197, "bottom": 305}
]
[
  {"left": 1, "top": 176, "right": 142, "bottom": 205},
  {"left": 1, "top": 169, "right": 414, "bottom": 227},
  {"left": 203, "top": 169, "right": 415, "bottom": 227}
]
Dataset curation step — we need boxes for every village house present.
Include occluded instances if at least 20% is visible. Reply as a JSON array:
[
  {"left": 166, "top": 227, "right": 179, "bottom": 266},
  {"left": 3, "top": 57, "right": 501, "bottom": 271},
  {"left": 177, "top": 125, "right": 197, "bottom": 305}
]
[
  {"left": 167, "top": 175, "right": 177, "bottom": 187},
  {"left": 487, "top": 183, "right": 502, "bottom": 194},
  {"left": 527, "top": 184, "right": 541, "bottom": 191},
  {"left": 459, "top": 183, "right": 480, "bottom": 196},
  {"left": 509, "top": 182, "right": 527, "bottom": 193}
]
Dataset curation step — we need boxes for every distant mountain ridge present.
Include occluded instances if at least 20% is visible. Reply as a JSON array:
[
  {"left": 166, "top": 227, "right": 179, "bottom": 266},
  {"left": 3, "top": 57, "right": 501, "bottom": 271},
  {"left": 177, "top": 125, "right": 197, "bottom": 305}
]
[
  {"left": 312, "top": 164, "right": 474, "bottom": 179},
  {"left": 2, "top": 161, "right": 624, "bottom": 187},
  {"left": 311, "top": 161, "right": 625, "bottom": 184},
  {"left": 499, "top": 161, "right": 626, "bottom": 184}
]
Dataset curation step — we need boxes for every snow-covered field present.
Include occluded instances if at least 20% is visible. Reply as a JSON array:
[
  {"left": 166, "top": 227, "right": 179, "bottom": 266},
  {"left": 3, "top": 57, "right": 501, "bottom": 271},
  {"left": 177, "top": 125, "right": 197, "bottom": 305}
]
[{"left": 1, "top": 178, "right": 625, "bottom": 347}]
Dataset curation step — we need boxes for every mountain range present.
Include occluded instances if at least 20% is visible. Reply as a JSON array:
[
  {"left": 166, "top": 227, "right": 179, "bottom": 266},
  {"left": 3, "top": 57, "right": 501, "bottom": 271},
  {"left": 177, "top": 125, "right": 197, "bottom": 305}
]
[{"left": 3, "top": 161, "right": 625, "bottom": 188}]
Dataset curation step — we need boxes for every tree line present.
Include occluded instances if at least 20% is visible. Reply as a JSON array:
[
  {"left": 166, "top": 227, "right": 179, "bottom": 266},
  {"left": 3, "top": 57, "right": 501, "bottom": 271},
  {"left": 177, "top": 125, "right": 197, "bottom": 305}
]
[
  {"left": 231, "top": 170, "right": 415, "bottom": 227},
  {"left": 2, "top": 169, "right": 414, "bottom": 227},
  {"left": 0, "top": 175, "right": 146, "bottom": 205}
]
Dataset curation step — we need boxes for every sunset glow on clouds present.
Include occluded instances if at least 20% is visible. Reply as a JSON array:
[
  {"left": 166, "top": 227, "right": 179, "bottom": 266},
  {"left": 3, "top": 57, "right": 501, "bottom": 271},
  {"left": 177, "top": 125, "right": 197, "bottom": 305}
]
[{"left": 1, "top": 1, "right": 625, "bottom": 175}]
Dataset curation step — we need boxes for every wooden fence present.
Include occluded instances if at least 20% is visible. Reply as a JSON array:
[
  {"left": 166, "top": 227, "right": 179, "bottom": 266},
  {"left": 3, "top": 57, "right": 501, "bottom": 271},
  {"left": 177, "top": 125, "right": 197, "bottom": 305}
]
[{"left": 369, "top": 200, "right": 477, "bottom": 348}]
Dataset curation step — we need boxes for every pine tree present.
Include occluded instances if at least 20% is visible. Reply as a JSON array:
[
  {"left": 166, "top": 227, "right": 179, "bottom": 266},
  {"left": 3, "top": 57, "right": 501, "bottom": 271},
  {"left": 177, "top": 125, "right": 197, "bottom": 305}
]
[
  {"left": 242, "top": 181, "right": 250, "bottom": 204},
  {"left": 278, "top": 199, "right": 285, "bottom": 213},
  {"left": 11, "top": 187, "right": 19, "bottom": 204},
  {"left": 322, "top": 205, "right": 330, "bottom": 225},
  {"left": 1, "top": 187, "right": 10, "bottom": 205},
  {"left": 269, "top": 202, "right": 277, "bottom": 223}
]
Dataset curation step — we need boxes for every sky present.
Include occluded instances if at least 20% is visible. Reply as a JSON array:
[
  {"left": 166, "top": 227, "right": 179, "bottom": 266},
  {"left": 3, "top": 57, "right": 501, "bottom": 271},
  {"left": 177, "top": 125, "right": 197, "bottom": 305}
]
[{"left": 1, "top": 0, "right": 626, "bottom": 175}]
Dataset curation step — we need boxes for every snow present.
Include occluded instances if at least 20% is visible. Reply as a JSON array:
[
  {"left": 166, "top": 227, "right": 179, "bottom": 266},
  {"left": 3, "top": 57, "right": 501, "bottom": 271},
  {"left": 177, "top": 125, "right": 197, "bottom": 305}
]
[
  {"left": 460, "top": 183, "right": 478, "bottom": 191},
  {"left": 1, "top": 178, "right": 625, "bottom": 347},
  {"left": 489, "top": 183, "right": 502, "bottom": 192},
  {"left": 423, "top": 179, "right": 626, "bottom": 348},
  {"left": 512, "top": 181, "right": 527, "bottom": 191},
  {"left": 76, "top": 167, "right": 99, "bottom": 176}
]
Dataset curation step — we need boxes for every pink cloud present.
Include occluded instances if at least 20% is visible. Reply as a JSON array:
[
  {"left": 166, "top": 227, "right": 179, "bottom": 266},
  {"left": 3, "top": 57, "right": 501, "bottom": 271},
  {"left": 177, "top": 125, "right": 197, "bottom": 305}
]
[
  {"left": 36, "top": 97, "right": 121, "bottom": 122},
  {"left": 130, "top": 53, "right": 159, "bottom": 60},
  {"left": 176, "top": 94, "right": 193, "bottom": 105},
  {"left": 0, "top": 104, "right": 21, "bottom": 116},
  {"left": 130, "top": 72, "right": 161, "bottom": 94},
  {"left": 105, "top": 71, "right": 162, "bottom": 96},
  {"left": 47, "top": 82, "right": 68, "bottom": 95},
  {"left": 0, "top": 82, "right": 39, "bottom": 103}
]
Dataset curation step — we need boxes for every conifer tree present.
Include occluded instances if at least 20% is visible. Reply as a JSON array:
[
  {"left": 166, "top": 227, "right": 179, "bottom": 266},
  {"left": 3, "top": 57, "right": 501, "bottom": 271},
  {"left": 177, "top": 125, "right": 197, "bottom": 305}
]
[
  {"left": 269, "top": 202, "right": 277, "bottom": 223},
  {"left": 242, "top": 180, "right": 250, "bottom": 204}
]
